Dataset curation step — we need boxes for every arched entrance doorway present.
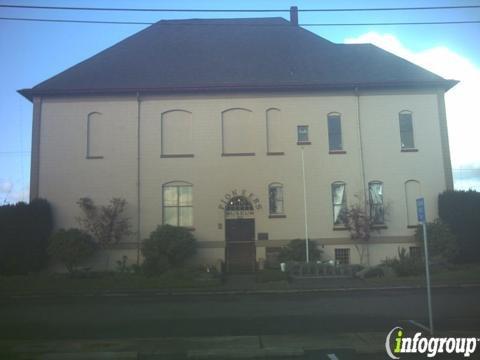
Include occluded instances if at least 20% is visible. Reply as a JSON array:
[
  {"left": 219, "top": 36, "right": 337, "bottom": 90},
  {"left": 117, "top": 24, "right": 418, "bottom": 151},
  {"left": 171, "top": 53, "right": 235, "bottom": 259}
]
[{"left": 225, "top": 196, "right": 256, "bottom": 273}]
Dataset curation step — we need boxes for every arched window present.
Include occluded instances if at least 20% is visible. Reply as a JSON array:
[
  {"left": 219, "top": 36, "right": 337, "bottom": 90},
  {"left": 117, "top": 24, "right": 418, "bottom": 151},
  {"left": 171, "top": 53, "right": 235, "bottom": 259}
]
[
  {"left": 268, "top": 183, "right": 284, "bottom": 215},
  {"left": 331, "top": 181, "right": 347, "bottom": 225},
  {"left": 222, "top": 108, "right": 255, "bottom": 155},
  {"left": 87, "top": 112, "right": 104, "bottom": 159},
  {"left": 327, "top": 112, "right": 343, "bottom": 151},
  {"left": 162, "top": 181, "right": 193, "bottom": 227},
  {"left": 368, "top": 181, "right": 384, "bottom": 224},
  {"left": 266, "top": 108, "right": 284, "bottom": 154},
  {"left": 405, "top": 180, "right": 421, "bottom": 226},
  {"left": 399, "top": 111, "right": 415, "bottom": 150},
  {"left": 161, "top": 110, "right": 193, "bottom": 157}
]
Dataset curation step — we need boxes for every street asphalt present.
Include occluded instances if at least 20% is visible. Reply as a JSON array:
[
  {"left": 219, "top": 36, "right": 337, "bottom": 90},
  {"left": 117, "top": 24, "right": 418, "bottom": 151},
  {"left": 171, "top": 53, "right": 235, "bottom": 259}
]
[
  {"left": 0, "top": 287, "right": 479, "bottom": 358},
  {"left": 1, "top": 287, "right": 479, "bottom": 339}
]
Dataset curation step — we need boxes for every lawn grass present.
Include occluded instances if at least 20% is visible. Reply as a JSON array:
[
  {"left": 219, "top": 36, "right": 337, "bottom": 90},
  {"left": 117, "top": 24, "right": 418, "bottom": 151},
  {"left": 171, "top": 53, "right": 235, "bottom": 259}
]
[
  {"left": 255, "top": 269, "right": 289, "bottom": 283},
  {"left": 0, "top": 268, "right": 221, "bottom": 295},
  {"left": 364, "top": 263, "right": 480, "bottom": 287}
]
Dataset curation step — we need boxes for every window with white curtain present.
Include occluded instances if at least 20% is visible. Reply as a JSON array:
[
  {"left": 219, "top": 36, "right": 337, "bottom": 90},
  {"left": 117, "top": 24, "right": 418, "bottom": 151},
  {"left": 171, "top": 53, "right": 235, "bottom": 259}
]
[
  {"left": 268, "top": 183, "right": 284, "bottom": 215},
  {"left": 331, "top": 182, "right": 347, "bottom": 226},
  {"left": 369, "top": 181, "right": 384, "bottom": 224},
  {"left": 162, "top": 182, "right": 193, "bottom": 227}
]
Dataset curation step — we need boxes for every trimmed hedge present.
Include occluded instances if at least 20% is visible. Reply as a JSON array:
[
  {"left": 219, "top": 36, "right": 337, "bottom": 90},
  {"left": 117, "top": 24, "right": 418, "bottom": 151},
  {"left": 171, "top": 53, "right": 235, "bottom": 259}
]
[
  {"left": 439, "top": 190, "right": 480, "bottom": 263},
  {"left": 0, "top": 199, "right": 53, "bottom": 275}
]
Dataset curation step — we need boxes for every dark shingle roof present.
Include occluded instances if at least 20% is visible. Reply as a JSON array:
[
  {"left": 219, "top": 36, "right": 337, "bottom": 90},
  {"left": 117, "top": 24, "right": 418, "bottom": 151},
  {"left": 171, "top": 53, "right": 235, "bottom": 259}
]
[{"left": 19, "top": 17, "right": 457, "bottom": 100}]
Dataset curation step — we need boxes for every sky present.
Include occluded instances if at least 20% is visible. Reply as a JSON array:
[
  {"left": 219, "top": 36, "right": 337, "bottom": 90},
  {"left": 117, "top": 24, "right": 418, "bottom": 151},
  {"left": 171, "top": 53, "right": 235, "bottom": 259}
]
[{"left": 1, "top": 0, "right": 480, "bottom": 203}]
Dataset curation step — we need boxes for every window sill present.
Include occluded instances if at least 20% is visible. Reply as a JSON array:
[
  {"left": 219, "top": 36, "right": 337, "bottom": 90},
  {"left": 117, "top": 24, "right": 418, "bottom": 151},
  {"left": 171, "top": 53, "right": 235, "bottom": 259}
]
[
  {"left": 297, "top": 141, "right": 311, "bottom": 145},
  {"left": 163, "top": 225, "right": 195, "bottom": 231},
  {"left": 329, "top": 150, "right": 346, "bottom": 155},
  {"left": 86, "top": 156, "right": 104, "bottom": 159},
  {"left": 401, "top": 148, "right": 418, "bottom": 152},
  {"left": 267, "top": 152, "right": 285, "bottom": 156},
  {"left": 407, "top": 225, "right": 420, "bottom": 229},
  {"left": 333, "top": 226, "right": 348, "bottom": 231},
  {"left": 161, "top": 154, "right": 194, "bottom": 158},
  {"left": 269, "top": 214, "right": 286, "bottom": 219},
  {"left": 372, "top": 224, "right": 388, "bottom": 229},
  {"left": 222, "top": 152, "right": 255, "bottom": 157}
]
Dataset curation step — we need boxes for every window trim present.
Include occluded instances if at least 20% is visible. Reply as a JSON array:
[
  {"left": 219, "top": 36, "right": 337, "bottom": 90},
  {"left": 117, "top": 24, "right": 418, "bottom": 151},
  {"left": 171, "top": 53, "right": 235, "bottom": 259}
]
[
  {"left": 86, "top": 112, "right": 104, "bottom": 159},
  {"left": 327, "top": 112, "right": 343, "bottom": 152},
  {"left": 266, "top": 108, "right": 284, "bottom": 156},
  {"left": 331, "top": 181, "right": 347, "bottom": 227},
  {"left": 268, "top": 182, "right": 285, "bottom": 216},
  {"left": 399, "top": 110, "right": 417, "bottom": 151},
  {"left": 161, "top": 109, "right": 194, "bottom": 158},
  {"left": 297, "top": 125, "right": 310, "bottom": 144},
  {"left": 334, "top": 248, "right": 350, "bottom": 265},
  {"left": 221, "top": 107, "right": 254, "bottom": 156},
  {"left": 368, "top": 180, "right": 385, "bottom": 225},
  {"left": 162, "top": 181, "right": 193, "bottom": 227}
]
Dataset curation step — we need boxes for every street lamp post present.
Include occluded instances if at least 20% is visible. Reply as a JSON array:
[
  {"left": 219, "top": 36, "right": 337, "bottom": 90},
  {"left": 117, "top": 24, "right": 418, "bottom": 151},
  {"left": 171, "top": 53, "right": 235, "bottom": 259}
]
[{"left": 301, "top": 146, "right": 309, "bottom": 263}]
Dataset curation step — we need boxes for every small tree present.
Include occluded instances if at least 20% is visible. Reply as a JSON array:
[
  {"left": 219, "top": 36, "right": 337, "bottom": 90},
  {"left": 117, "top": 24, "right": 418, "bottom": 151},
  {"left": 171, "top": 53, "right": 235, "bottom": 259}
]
[
  {"left": 48, "top": 229, "right": 97, "bottom": 274},
  {"left": 278, "top": 239, "right": 321, "bottom": 263},
  {"left": 76, "top": 197, "right": 132, "bottom": 248},
  {"left": 141, "top": 225, "right": 197, "bottom": 275},
  {"left": 343, "top": 196, "right": 388, "bottom": 266}
]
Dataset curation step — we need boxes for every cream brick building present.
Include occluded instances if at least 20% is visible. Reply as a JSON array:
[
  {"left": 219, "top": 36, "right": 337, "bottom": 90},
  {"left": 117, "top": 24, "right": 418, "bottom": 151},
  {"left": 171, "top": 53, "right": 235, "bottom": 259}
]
[{"left": 20, "top": 14, "right": 457, "bottom": 271}]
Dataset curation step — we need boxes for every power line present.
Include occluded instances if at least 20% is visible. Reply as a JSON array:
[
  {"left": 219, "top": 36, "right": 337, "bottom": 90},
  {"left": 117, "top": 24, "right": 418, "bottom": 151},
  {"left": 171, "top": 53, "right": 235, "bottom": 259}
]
[
  {"left": 1, "top": 17, "right": 480, "bottom": 26},
  {"left": 1, "top": 4, "right": 480, "bottom": 12}
]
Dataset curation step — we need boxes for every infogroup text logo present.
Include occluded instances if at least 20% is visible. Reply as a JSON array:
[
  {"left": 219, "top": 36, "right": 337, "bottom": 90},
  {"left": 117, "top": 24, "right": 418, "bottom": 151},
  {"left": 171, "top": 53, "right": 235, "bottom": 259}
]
[{"left": 385, "top": 327, "right": 479, "bottom": 358}]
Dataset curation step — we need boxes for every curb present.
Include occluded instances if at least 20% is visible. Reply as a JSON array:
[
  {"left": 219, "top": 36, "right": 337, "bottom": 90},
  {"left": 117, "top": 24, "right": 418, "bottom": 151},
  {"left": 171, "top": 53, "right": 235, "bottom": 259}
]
[{"left": 2, "top": 283, "right": 480, "bottom": 299}]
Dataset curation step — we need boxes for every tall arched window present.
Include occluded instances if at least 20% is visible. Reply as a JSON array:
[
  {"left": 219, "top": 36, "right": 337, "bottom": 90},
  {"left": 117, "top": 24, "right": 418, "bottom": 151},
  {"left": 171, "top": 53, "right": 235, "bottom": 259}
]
[
  {"left": 222, "top": 108, "right": 255, "bottom": 155},
  {"left": 368, "top": 181, "right": 384, "bottom": 224},
  {"left": 86, "top": 112, "right": 104, "bottom": 159},
  {"left": 162, "top": 181, "right": 193, "bottom": 227},
  {"left": 268, "top": 183, "right": 284, "bottom": 215},
  {"left": 327, "top": 112, "right": 343, "bottom": 152},
  {"left": 331, "top": 181, "right": 347, "bottom": 226},
  {"left": 405, "top": 180, "right": 421, "bottom": 226},
  {"left": 266, "top": 108, "right": 284, "bottom": 155},
  {"left": 399, "top": 110, "right": 415, "bottom": 150},
  {"left": 161, "top": 110, "right": 193, "bottom": 157}
]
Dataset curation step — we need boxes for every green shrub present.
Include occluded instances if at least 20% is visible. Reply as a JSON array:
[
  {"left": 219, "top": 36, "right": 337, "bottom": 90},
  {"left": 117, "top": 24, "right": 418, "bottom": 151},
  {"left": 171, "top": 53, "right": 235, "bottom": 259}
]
[
  {"left": 278, "top": 239, "right": 321, "bottom": 263},
  {"left": 0, "top": 199, "right": 53, "bottom": 275},
  {"left": 415, "top": 219, "right": 458, "bottom": 263},
  {"left": 438, "top": 190, "right": 480, "bottom": 263},
  {"left": 48, "top": 229, "right": 97, "bottom": 273},
  {"left": 382, "top": 247, "right": 424, "bottom": 277},
  {"left": 141, "top": 225, "right": 197, "bottom": 275}
]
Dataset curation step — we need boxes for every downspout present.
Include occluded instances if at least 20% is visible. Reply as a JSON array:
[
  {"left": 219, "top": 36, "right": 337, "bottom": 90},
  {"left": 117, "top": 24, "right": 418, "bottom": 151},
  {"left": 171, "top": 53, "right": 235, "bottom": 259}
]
[
  {"left": 136, "top": 92, "right": 141, "bottom": 265},
  {"left": 355, "top": 87, "right": 370, "bottom": 266},
  {"left": 355, "top": 87, "right": 367, "bottom": 205},
  {"left": 30, "top": 96, "right": 43, "bottom": 201}
]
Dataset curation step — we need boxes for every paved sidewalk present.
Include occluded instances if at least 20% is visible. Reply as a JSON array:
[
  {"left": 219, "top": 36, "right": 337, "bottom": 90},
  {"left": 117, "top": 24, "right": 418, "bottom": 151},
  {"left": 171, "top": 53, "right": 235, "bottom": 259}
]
[
  {"left": 0, "top": 333, "right": 386, "bottom": 359},
  {"left": 2, "top": 330, "right": 475, "bottom": 359}
]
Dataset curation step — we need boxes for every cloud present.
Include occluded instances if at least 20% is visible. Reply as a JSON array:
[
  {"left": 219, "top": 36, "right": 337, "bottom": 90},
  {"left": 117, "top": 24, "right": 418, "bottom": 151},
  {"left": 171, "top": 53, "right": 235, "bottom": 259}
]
[
  {"left": 0, "top": 179, "right": 28, "bottom": 204},
  {"left": 344, "top": 32, "right": 480, "bottom": 169},
  {"left": 0, "top": 179, "right": 13, "bottom": 193}
]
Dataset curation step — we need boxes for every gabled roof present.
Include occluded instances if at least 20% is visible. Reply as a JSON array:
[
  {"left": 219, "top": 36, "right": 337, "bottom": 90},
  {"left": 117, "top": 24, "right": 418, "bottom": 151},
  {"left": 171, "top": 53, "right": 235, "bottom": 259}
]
[{"left": 19, "top": 17, "right": 457, "bottom": 100}]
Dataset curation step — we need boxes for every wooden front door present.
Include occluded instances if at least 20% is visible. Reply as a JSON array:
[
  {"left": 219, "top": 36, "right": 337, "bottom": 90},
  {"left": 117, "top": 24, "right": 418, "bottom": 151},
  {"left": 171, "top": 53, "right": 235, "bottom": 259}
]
[{"left": 225, "top": 219, "right": 256, "bottom": 273}]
